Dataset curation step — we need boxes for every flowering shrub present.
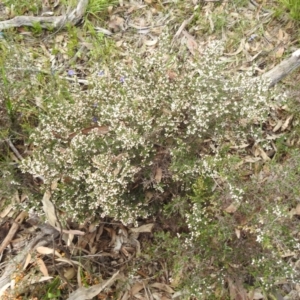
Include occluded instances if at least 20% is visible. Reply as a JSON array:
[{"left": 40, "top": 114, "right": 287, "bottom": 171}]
[
  {"left": 0, "top": 43, "right": 43, "bottom": 202},
  {"left": 150, "top": 148, "right": 300, "bottom": 298},
  {"left": 20, "top": 36, "right": 280, "bottom": 225},
  {"left": 13, "top": 33, "right": 300, "bottom": 297},
  {"left": 180, "top": 168, "right": 297, "bottom": 297}
]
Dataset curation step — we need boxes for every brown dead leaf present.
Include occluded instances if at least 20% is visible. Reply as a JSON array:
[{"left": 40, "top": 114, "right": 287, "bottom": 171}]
[
  {"left": 182, "top": 30, "right": 198, "bottom": 55},
  {"left": 95, "top": 27, "right": 112, "bottom": 36},
  {"left": 67, "top": 271, "right": 120, "bottom": 300},
  {"left": 225, "top": 39, "right": 246, "bottom": 56},
  {"left": 90, "top": 245, "right": 98, "bottom": 255},
  {"left": 55, "top": 34, "right": 64, "bottom": 43},
  {"left": 56, "top": 257, "right": 84, "bottom": 268},
  {"left": 281, "top": 251, "right": 296, "bottom": 258},
  {"left": 230, "top": 143, "right": 249, "bottom": 150},
  {"left": 88, "top": 222, "right": 98, "bottom": 233},
  {"left": 108, "top": 15, "right": 124, "bottom": 32},
  {"left": 113, "top": 165, "right": 122, "bottom": 177},
  {"left": 66, "top": 233, "right": 74, "bottom": 247},
  {"left": 132, "top": 238, "right": 141, "bottom": 256},
  {"left": 77, "top": 266, "right": 82, "bottom": 288},
  {"left": 116, "top": 40, "right": 123, "bottom": 47},
  {"left": 145, "top": 191, "right": 154, "bottom": 203},
  {"left": 37, "top": 258, "right": 49, "bottom": 277},
  {"left": 113, "top": 235, "right": 124, "bottom": 252},
  {"left": 150, "top": 282, "right": 174, "bottom": 294},
  {"left": 278, "top": 29, "right": 284, "bottom": 41},
  {"left": 244, "top": 156, "right": 261, "bottom": 163},
  {"left": 131, "top": 294, "right": 146, "bottom": 299},
  {"left": 294, "top": 203, "right": 300, "bottom": 215},
  {"left": 252, "top": 289, "right": 264, "bottom": 299},
  {"left": 227, "top": 277, "right": 248, "bottom": 300},
  {"left": 120, "top": 290, "right": 129, "bottom": 300},
  {"left": 272, "top": 119, "right": 283, "bottom": 132},
  {"left": 257, "top": 147, "right": 271, "bottom": 161},
  {"left": 23, "top": 253, "right": 32, "bottom": 270},
  {"left": 12, "top": 191, "right": 20, "bottom": 203},
  {"left": 36, "top": 246, "right": 62, "bottom": 257},
  {"left": 96, "top": 224, "right": 104, "bottom": 241},
  {"left": 0, "top": 203, "right": 12, "bottom": 218},
  {"left": 224, "top": 202, "right": 239, "bottom": 213},
  {"left": 68, "top": 126, "right": 109, "bottom": 140},
  {"left": 77, "top": 232, "right": 96, "bottom": 249},
  {"left": 154, "top": 168, "right": 163, "bottom": 183},
  {"left": 166, "top": 70, "right": 177, "bottom": 80},
  {"left": 129, "top": 282, "right": 144, "bottom": 296},
  {"left": 152, "top": 293, "right": 167, "bottom": 300},
  {"left": 144, "top": 37, "right": 158, "bottom": 46},
  {"left": 64, "top": 267, "right": 76, "bottom": 280},
  {"left": 235, "top": 228, "right": 241, "bottom": 239},
  {"left": 105, "top": 227, "right": 117, "bottom": 247},
  {"left": 42, "top": 190, "right": 58, "bottom": 227},
  {"left": 173, "top": 14, "right": 194, "bottom": 40},
  {"left": 25, "top": 276, "right": 53, "bottom": 286},
  {"left": 275, "top": 46, "right": 285, "bottom": 58},
  {"left": 53, "top": 227, "right": 85, "bottom": 236},
  {"left": 282, "top": 115, "right": 293, "bottom": 131},
  {"left": 85, "top": 126, "right": 109, "bottom": 135},
  {"left": 50, "top": 179, "right": 58, "bottom": 190},
  {"left": 35, "top": 96, "right": 44, "bottom": 108},
  {"left": 130, "top": 223, "right": 154, "bottom": 233},
  {"left": 253, "top": 144, "right": 260, "bottom": 157},
  {"left": 112, "top": 153, "right": 126, "bottom": 163}
]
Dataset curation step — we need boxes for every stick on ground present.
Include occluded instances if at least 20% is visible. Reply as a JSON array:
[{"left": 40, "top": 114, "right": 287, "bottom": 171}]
[
  {"left": 263, "top": 49, "right": 300, "bottom": 87},
  {"left": 0, "top": 0, "right": 88, "bottom": 30}
]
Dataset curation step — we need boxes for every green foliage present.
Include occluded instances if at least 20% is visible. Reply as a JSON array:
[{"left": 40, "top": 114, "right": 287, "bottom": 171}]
[
  {"left": 87, "top": 0, "right": 118, "bottom": 16},
  {"left": 83, "top": 19, "right": 117, "bottom": 63},
  {"left": 43, "top": 277, "right": 62, "bottom": 300},
  {"left": 3, "top": 0, "right": 42, "bottom": 15},
  {"left": 275, "top": 0, "right": 300, "bottom": 21},
  {"left": 31, "top": 21, "right": 43, "bottom": 35},
  {"left": 66, "top": 24, "right": 81, "bottom": 58},
  {"left": 278, "top": 0, "right": 300, "bottom": 21},
  {"left": 233, "top": 0, "right": 249, "bottom": 6},
  {"left": 0, "top": 43, "right": 41, "bottom": 200},
  {"left": 211, "top": 12, "right": 227, "bottom": 32},
  {"left": 147, "top": 151, "right": 300, "bottom": 298}
]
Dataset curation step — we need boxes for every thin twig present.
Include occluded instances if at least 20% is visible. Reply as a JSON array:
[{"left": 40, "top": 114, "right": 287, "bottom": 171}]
[{"left": 5, "top": 138, "right": 23, "bottom": 161}]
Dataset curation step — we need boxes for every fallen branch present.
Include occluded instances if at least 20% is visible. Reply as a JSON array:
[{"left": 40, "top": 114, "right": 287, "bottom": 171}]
[
  {"left": 263, "top": 49, "right": 300, "bottom": 87},
  {"left": 0, "top": 211, "right": 28, "bottom": 254},
  {"left": 0, "top": 232, "right": 51, "bottom": 297},
  {"left": 0, "top": 0, "right": 88, "bottom": 31}
]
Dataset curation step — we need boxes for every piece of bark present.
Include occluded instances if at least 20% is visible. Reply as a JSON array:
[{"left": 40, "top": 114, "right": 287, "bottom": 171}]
[
  {"left": 0, "top": 0, "right": 88, "bottom": 30},
  {"left": 263, "top": 49, "right": 300, "bottom": 87}
]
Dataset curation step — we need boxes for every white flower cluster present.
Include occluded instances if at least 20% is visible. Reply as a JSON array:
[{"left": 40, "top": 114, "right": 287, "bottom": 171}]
[{"left": 20, "top": 35, "right": 279, "bottom": 224}]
